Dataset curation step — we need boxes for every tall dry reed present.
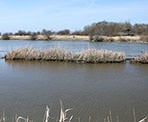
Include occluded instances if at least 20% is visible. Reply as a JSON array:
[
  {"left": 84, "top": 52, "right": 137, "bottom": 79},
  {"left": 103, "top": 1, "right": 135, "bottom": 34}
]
[
  {"left": 5, "top": 47, "right": 126, "bottom": 63},
  {"left": 0, "top": 104, "right": 147, "bottom": 122},
  {"left": 130, "top": 52, "right": 148, "bottom": 64},
  {"left": 5, "top": 47, "right": 42, "bottom": 60}
]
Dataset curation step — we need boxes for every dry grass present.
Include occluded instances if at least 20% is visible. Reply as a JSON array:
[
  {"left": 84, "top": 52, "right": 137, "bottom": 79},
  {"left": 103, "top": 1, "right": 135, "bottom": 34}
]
[
  {"left": 0, "top": 104, "right": 147, "bottom": 122},
  {"left": 130, "top": 52, "right": 148, "bottom": 64},
  {"left": 1, "top": 35, "right": 147, "bottom": 42},
  {"left": 91, "top": 36, "right": 142, "bottom": 42},
  {"left": 140, "top": 36, "right": 148, "bottom": 43},
  {"left": 59, "top": 100, "right": 73, "bottom": 122},
  {"left": 74, "top": 49, "right": 125, "bottom": 63},
  {"left": 50, "top": 35, "right": 89, "bottom": 41},
  {"left": 5, "top": 47, "right": 42, "bottom": 60},
  {"left": 5, "top": 47, "right": 126, "bottom": 63},
  {"left": 42, "top": 48, "right": 73, "bottom": 61}
]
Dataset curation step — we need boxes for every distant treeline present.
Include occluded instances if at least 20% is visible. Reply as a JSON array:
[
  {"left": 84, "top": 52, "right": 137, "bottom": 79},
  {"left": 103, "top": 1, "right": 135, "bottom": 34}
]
[
  {"left": 0, "top": 21, "right": 148, "bottom": 40},
  {"left": 0, "top": 29, "right": 71, "bottom": 40},
  {"left": 82, "top": 21, "right": 148, "bottom": 36}
]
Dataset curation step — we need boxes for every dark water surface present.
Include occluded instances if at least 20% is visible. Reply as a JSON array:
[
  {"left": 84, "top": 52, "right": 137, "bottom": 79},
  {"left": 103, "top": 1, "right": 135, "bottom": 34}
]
[{"left": 0, "top": 40, "right": 148, "bottom": 122}]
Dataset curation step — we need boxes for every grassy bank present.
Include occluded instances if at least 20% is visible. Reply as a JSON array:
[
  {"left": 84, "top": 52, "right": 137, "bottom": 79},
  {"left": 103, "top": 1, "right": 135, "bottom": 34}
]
[
  {"left": 91, "top": 35, "right": 145, "bottom": 42},
  {"left": 5, "top": 47, "right": 126, "bottom": 63},
  {"left": 0, "top": 35, "right": 148, "bottom": 42},
  {"left": 0, "top": 35, "right": 89, "bottom": 41}
]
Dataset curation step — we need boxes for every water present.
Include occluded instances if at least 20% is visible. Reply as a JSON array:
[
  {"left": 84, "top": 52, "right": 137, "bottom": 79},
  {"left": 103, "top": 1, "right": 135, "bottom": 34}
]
[
  {"left": 0, "top": 40, "right": 148, "bottom": 58},
  {"left": 0, "top": 40, "right": 148, "bottom": 122}
]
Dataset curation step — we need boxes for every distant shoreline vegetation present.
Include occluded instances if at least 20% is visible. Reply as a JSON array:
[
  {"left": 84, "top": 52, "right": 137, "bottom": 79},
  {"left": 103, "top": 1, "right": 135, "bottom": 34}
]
[{"left": 0, "top": 21, "right": 148, "bottom": 42}]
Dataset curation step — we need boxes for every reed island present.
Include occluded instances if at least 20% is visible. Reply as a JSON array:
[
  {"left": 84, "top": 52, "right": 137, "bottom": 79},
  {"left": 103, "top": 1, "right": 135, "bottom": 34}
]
[
  {"left": 5, "top": 47, "right": 126, "bottom": 63},
  {"left": 4, "top": 47, "right": 148, "bottom": 64}
]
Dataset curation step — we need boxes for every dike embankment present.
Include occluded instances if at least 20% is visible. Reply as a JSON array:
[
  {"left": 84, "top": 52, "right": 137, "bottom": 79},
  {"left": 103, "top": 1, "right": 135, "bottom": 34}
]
[{"left": 0, "top": 35, "right": 148, "bottom": 43}]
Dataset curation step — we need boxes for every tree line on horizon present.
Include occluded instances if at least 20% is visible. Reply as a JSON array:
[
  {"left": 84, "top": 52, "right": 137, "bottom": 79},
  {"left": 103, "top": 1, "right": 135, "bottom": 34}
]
[{"left": 0, "top": 21, "right": 148, "bottom": 40}]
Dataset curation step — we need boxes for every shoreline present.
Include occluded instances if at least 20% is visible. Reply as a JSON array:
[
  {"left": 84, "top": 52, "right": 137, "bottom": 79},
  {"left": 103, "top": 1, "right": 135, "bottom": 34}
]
[
  {"left": 0, "top": 35, "right": 89, "bottom": 41},
  {"left": 0, "top": 35, "right": 148, "bottom": 43}
]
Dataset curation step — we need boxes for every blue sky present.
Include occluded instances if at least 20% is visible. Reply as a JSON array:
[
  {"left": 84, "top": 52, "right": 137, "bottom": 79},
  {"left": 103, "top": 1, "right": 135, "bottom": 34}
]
[{"left": 0, "top": 0, "right": 148, "bottom": 33}]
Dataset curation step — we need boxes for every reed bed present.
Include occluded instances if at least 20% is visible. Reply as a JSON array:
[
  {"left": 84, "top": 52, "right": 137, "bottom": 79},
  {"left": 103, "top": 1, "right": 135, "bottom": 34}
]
[
  {"left": 4, "top": 47, "right": 41, "bottom": 60},
  {"left": 5, "top": 47, "right": 126, "bottom": 63},
  {"left": 130, "top": 52, "right": 148, "bottom": 64},
  {"left": 0, "top": 104, "right": 147, "bottom": 122}
]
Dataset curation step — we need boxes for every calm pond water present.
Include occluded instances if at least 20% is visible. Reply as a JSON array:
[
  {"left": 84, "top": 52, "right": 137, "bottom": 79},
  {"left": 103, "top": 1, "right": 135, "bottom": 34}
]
[
  {"left": 0, "top": 40, "right": 148, "bottom": 58},
  {"left": 0, "top": 40, "right": 148, "bottom": 122}
]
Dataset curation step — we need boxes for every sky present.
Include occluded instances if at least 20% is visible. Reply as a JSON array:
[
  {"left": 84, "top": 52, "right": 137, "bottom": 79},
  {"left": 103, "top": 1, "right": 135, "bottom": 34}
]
[{"left": 0, "top": 0, "right": 148, "bottom": 33}]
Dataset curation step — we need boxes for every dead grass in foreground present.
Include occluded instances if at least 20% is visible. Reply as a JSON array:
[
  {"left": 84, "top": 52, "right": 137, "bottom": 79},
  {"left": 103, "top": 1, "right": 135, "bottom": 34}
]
[{"left": 0, "top": 101, "right": 147, "bottom": 122}]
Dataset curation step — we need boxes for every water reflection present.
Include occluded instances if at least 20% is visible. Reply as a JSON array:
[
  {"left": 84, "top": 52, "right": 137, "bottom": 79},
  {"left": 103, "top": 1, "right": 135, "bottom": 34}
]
[{"left": 0, "top": 60, "right": 146, "bottom": 122}]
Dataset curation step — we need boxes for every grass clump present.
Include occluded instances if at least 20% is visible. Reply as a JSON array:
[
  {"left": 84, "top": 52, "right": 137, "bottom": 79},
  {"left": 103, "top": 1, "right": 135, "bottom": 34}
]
[
  {"left": 130, "top": 52, "right": 148, "bottom": 64},
  {"left": 5, "top": 47, "right": 126, "bottom": 63},
  {"left": 74, "top": 49, "right": 125, "bottom": 63},
  {"left": 42, "top": 48, "right": 73, "bottom": 61},
  {"left": 1, "top": 103, "right": 148, "bottom": 122},
  {"left": 5, "top": 47, "right": 42, "bottom": 60}
]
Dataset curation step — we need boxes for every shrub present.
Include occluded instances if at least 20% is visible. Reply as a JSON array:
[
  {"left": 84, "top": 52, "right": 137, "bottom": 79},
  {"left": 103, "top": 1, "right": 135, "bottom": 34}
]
[
  {"left": 30, "top": 33, "right": 37, "bottom": 40},
  {"left": 140, "top": 36, "right": 148, "bottom": 42},
  {"left": 2, "top": 33, "right": 10, "bottom": 40},
  {"left": 57, "top": 29, "right": 70, "bottom": 35}
]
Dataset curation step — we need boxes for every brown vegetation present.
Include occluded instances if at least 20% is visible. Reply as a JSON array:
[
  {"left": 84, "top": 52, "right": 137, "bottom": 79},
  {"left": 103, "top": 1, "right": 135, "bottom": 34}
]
[
  {"left": 5, "top": 47, "right": 126, "bottom": 63},
  {"left": 140, "top": 35, "right": 148, "bottom": 42},
  {"left": 1, "top": 33, "right": 10, "bottom": 40},
  {"left": 57, "top": 29, "right": 70, "bottom": 35},
  {"left": 130, "top": 52, "right": 148, "bottom": 64},
  {"left": 82, "top": 21, "right": 148, "bottom": 36},
  {"left": 91, "top": 36, "right": 142, "bottom": 42},
  {"left": 0, "top": 102, "right": 147, "bottom": 122},
  {"left": 0, "top": 21, "right": 148, "bottom": 42}
]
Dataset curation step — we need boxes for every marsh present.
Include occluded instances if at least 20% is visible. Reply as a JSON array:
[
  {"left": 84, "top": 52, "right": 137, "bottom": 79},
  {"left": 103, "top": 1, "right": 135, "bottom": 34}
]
[{"left": 0, "top": 40, "right": 148, "bottom": 122}]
